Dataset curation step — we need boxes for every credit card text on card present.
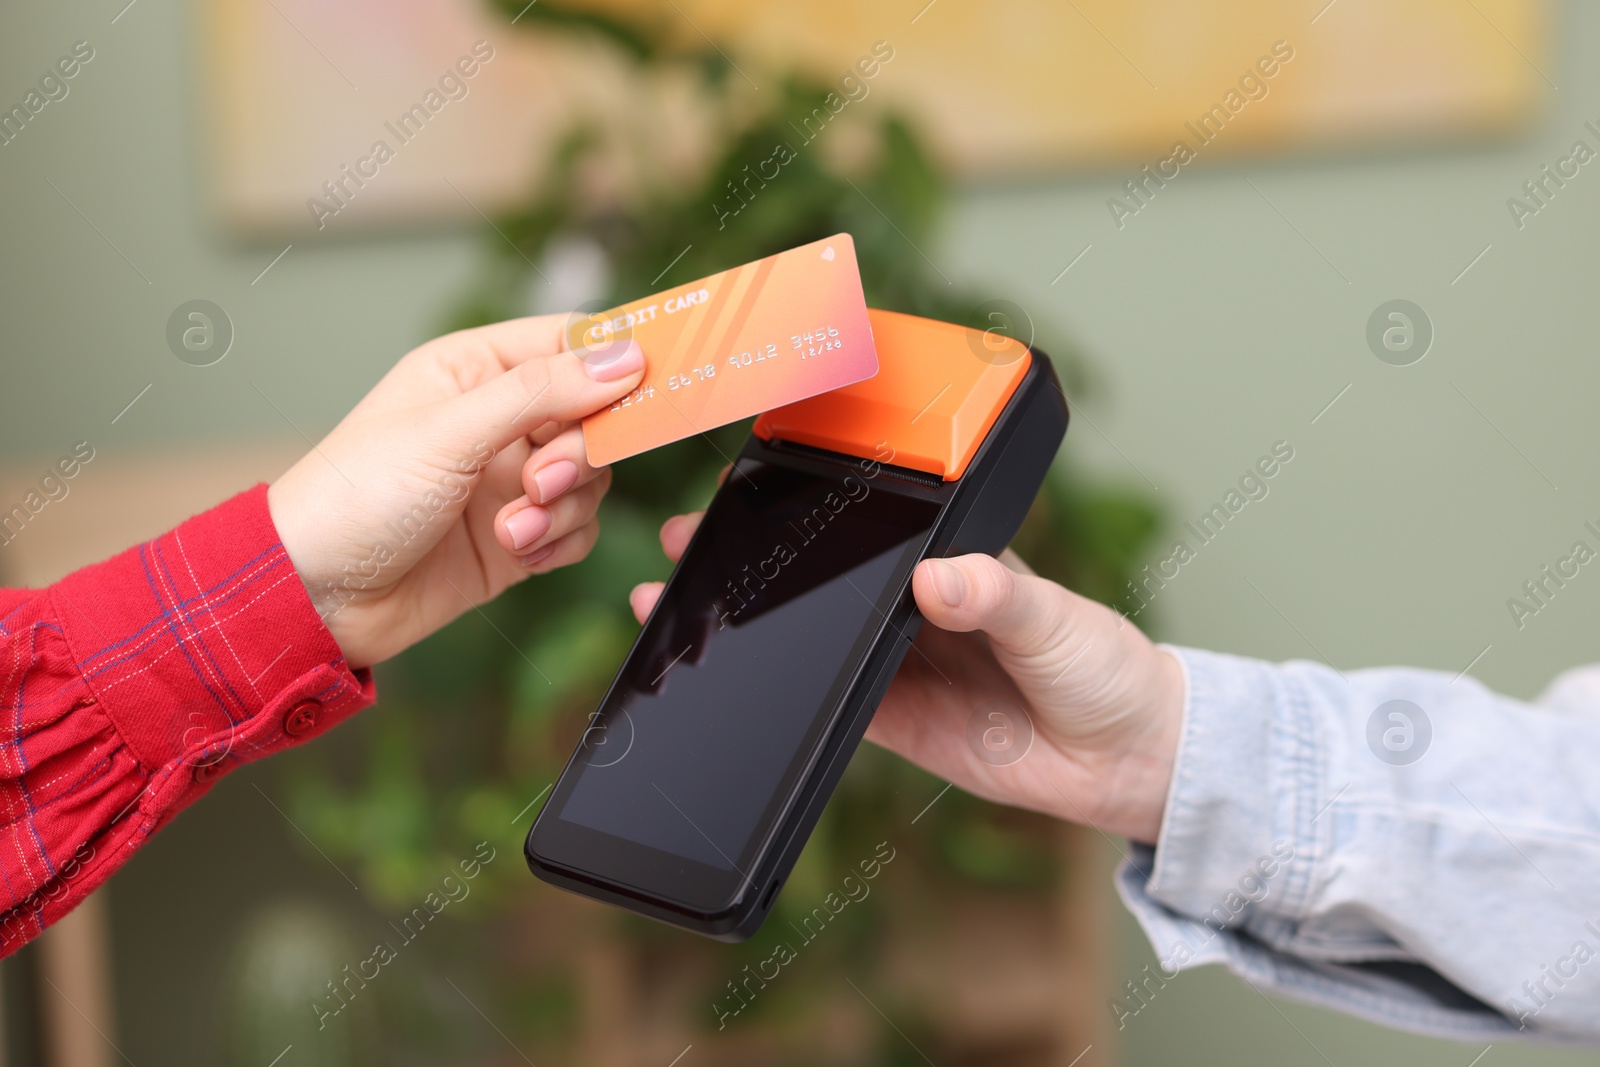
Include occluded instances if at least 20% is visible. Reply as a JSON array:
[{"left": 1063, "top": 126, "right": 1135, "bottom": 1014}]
[{"left": 577, "top": 235, "right": 878, "bottom": 466}]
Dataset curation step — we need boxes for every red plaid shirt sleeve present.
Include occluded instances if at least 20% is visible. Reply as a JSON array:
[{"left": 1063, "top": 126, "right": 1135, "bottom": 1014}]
[{"left": 0, "top": 484, "right": 375, "bottom": 955}]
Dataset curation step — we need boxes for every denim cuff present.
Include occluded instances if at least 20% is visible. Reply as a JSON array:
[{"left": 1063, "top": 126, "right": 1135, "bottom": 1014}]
[
  {"left": 1142, "top": 646, "right": 1317, "bottom": 940},
  {"left": 1112, "top": 646, "right": 1525, "bottom": 1042}
]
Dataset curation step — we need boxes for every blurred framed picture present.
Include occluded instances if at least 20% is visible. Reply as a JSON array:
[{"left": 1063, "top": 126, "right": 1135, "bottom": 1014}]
[{"left": 200, "top": 0, "right": 1550, "bottom": 235}]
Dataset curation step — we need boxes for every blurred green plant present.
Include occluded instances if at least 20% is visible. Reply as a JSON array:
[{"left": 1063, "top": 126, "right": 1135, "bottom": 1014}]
[{"left": 281, "top": 2, "right": 1162, "bottom": 1059}]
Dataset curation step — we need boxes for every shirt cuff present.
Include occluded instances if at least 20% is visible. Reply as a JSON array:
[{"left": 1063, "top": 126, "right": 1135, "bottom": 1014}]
[
  {"left": 1140, "top": 646, "right": 1319, "bottom": 928},
  {"left": 1112, "top": 646, "right": 1518, "bottom": 1042},
  {"left": 50, "top": 483, "right": 374, "bottom": 808}
]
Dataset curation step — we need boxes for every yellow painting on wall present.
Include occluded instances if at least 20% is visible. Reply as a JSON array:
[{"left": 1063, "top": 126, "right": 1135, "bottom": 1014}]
[{"left": 200, "top": 0, "right": 1550, "bottom": 234}]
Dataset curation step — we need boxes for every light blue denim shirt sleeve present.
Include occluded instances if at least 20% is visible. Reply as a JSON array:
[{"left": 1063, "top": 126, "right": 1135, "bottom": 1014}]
[{"left": 1114, "top": 645, "right": 1600, "bottom": 1045}]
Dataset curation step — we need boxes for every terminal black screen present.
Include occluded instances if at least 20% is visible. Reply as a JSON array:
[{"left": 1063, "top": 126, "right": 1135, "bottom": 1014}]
[{"left": 531, "top": 458, "right": 939, "bottom": 911}]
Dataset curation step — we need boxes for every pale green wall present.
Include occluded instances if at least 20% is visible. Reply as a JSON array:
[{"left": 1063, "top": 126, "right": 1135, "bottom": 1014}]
[
  {"left": 0, "top": 0, "right": 480, "bottom": 459},
  {"left": 3, "top": 0, "right": 1598, "bottom": 1063}
]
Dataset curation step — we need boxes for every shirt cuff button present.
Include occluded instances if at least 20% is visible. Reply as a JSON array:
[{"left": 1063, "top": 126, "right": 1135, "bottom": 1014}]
[
  {"left": 193, "top": 758, "right": 226, "bottom": 785},
  {"left": 283, "top": 700, "right": 322, "bottom": 737}
]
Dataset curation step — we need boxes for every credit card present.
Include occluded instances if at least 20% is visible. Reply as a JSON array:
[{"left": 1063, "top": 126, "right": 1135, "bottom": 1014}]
[{"left": 576, "top": 234, "right": 879, "bottom": 466}]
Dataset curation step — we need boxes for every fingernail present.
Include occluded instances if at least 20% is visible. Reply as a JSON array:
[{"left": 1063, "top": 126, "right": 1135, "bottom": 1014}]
[
  {"left": 505, "top": 505, "right": 551, "bottom": 551},
  {"left": 518, "top": 544, "right": 556, "bottom": 568},
  {"left": 581, "top": 339, "right": 644, "bottom": 382},
  {"left": 533, "top": 460, "right": 579, "bottom": 503},
  {"left": 928, "top": 559, "right": 965, "bottom": 607}
]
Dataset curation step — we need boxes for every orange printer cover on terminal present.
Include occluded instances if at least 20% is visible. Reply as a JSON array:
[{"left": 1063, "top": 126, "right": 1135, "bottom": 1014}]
[{"left": 753, "top": 309, "right": 1031, "bottom": 481}]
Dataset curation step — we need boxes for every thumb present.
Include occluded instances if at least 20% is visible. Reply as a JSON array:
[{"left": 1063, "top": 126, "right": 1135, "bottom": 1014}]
[
  {"left": 444, "top": 340, "right": 645, "bottom": 454},
  {"left": 912, "top": 553, "right": 1079, "bottom": 660}
]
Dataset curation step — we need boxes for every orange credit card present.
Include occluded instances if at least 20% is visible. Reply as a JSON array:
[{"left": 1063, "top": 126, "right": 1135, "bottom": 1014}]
[{"left": 575, "top": 234, "right": 879, "bottom": 466}]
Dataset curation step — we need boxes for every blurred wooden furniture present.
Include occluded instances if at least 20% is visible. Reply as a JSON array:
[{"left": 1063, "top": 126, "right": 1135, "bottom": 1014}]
[{"left": 511, "top": 822, "right": 1121, "bottom": 1067}]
